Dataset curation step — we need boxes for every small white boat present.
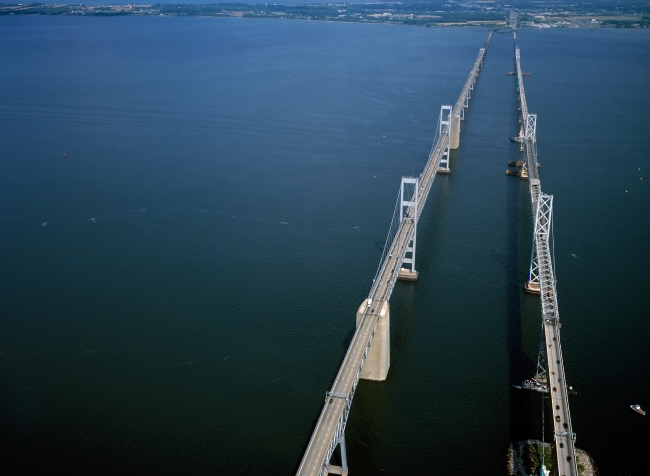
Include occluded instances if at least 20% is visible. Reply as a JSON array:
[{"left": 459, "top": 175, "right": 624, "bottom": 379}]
[{"left": 630, "top": 404, "right": 645, "bottom": 416}]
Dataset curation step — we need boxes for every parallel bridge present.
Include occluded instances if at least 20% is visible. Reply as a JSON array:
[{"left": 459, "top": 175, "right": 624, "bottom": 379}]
[
  {"left": 515, "top": 37, "right": 578, "bottom": 476},
  {"left": 296, "top": 31, "right": 492, "bottom": 476}
]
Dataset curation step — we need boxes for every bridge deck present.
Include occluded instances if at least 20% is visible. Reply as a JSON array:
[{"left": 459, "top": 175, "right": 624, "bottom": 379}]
[
  {"left": 516, "top": 45, "right": 578, "bottom": 476},
  {"left": 296, "top": 33, "right": 492, "bottom": 476}
]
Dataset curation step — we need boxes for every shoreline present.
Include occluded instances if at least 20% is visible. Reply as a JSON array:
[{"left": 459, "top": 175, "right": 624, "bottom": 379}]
[
  {"left": 507, "top": 440, "right": 598, "bottom": 476},
  {"left": 1, "top": 3, "right": 649, "bottom": 29}
]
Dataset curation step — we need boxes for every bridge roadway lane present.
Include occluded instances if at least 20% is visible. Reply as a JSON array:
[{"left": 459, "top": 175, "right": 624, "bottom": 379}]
[
  {"left": 297, "top": 37, "right": 492, "bottom": 476},
  {"left": 536, "top": 220, "right": 577, "bottom": 476},
  {"left": 414, "top": 37, "right": 490, "bottom": 225},
  {"left": 516, "top": 45, "right": 577, "bottom": 476},
  {"left": 296, "top": 223, "right": 414, "bottom": 476}
]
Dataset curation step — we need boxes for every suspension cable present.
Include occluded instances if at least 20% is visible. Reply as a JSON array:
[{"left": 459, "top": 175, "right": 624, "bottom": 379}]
[{"left": 369, "top": 190, "right": 401, "bottom": 298}]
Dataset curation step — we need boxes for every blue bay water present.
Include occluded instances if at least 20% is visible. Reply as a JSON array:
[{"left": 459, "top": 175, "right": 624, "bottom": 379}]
[{"left": 0, "top": 16, "right": 648, "bottom": 475}]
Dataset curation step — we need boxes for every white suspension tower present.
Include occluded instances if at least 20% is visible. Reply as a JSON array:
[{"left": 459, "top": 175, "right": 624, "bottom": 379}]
[
  {"left": 438, "top": 105, "right": 452, "bottom": 174},
  {"left": 524, "top": 113, "right": 541, "bottom": 293},
  {"left": 397, "top": 176, "right": 419, "bottom": 281},
  {"left": 520, "top": 113, "right": 537, "bottom": 180}
]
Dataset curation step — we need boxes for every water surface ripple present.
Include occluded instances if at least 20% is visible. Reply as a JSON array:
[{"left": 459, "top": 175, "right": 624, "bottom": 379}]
[{"left": 1, "top": 17, "right": 648, "bottom": 476}]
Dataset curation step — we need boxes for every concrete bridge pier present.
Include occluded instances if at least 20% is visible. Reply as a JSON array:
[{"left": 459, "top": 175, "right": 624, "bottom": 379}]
[
  {"left": 357, "top": 300, "right": 390, "bottom": 381},
  {"left": 450, "top": 116, "right": 461, "bottom": 149},
  {"left": 439, "top": 104, "right": 461, "bottom": 170}
]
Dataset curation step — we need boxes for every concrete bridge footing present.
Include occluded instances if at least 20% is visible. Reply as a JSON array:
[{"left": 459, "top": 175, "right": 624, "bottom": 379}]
[
  {"left": 450, "top": 117, "right": 461, "bottom": 149},
  {"left": 357, "top": 300, "right": 390, "bottom": 381}
]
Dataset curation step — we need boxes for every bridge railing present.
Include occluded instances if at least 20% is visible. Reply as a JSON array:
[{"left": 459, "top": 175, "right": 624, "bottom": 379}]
[
  {"left": 373, "top": 45, "right": 489, "bottom": 301},
  {"left": 369, "top": 42, "right": 490, "bottom": 300},
  {"left": 416, "top": 46, "right": 488, "bottom": 220},
  {"left": 517, "top": 47, "right": 578, "bottom": 476},
  {"left": 534, "top": 194, "right": 577, "bottom": 475},
  {"left": 296, "top": 35, "right": 491, "bottom": 476}
]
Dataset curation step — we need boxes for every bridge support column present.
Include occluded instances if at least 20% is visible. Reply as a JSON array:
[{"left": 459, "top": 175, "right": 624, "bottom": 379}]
[
  {"left": 525, "top": 113, "right": 537, "bottom": 141},
  {"left": 438, "top": 105, "right": 452, "bottom": 174},
  {"left": 524, "top": 180, "right": 542, "bottom": 294},
  {"left": 357, "top": 301, "right": 389, "bottom": 381},
  {"left": 450, "top": 115, "right": 461, "bottom": 150},
  {"left": 398, "top": 176, "right": 419, "bottom": 281},
  {"left": 325, "top": 435, "right": 348, "bottom": 476},
  {"left": 524, "top": 217, "right": 540, "bottom": 293},
  {"left": 340, "top": 435, "right": 348, "bottom": 474},
  {"left": 520, "top": 114, "right": 537, "bottom": 180}
]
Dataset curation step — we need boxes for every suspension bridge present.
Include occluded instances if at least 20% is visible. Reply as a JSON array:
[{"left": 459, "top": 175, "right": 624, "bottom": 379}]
[{"left": 295, "top": 31, "right": 492, "bottom": 476}]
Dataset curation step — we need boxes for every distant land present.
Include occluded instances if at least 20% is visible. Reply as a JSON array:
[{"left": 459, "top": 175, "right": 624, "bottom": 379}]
[{"left": 2, "top": 1, "right": 650, "bottom": 28}]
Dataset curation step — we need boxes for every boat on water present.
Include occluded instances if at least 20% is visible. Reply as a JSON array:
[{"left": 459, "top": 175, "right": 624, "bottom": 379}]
[
  {"left": 630, "top": 404, "right": 646, "bottom": 416},
  {"left": 507, "top": 160, "right": 541, "bottom": 168}
]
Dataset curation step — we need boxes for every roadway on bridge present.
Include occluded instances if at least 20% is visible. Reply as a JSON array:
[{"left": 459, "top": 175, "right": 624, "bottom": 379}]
[
  {"left": 296, "top": 34, "right": 491, "bottom": 476},
  {"left": 516, "top": 40, "right": 578, "bottom": 476}
]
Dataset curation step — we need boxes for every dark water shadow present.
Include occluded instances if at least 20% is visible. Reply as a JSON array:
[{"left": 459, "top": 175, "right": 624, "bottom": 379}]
[
  {"left": 506, "top": 163, "right": 535, "bottom": 444},
  {"left": 342, "top": 327, "right": 356, "bottom": 350}
]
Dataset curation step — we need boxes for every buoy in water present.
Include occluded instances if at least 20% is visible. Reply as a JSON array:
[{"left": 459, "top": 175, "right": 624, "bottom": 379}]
[{"left": 63, "top": 152, "right": 66, "bottom": 157}]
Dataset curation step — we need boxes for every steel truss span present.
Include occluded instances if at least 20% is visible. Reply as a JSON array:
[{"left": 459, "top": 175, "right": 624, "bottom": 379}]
[
  {"left": 516, "top": 42, "right": 578, "bottom": 476},
  {"left": 295, "top": 32, "right": 493, "bottom": 476}
]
